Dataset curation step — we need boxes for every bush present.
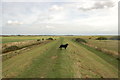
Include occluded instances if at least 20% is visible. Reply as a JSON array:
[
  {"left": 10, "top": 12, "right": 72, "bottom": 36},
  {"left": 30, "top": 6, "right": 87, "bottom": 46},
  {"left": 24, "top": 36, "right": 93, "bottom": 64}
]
[
  {"left": 37, "top": 39, "right": 40, "bottom": 41},
  {"left": 96, "top": 37, "right": 107, "bottom": 40},
  {"left": 3, "top": 46, "right": 19, "bottom": 53},
  {"left": 47, "top": 38, "right": 54, "bottom": 40},
  {"left": 75, "top": 38, "right": 87, "bottom": 43},
  {"left": 89, "top": 37, "right": 92, "bottom": 39},
  {"left": 42, "top": 38, "right": 44, "bottom": 40},
  {"left": 109, "top": 36, "right": 120, "bottom": 40}
]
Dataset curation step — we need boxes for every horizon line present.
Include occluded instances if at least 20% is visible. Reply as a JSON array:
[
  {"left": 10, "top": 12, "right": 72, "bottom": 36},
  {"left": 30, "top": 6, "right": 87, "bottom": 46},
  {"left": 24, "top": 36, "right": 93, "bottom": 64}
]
[{"left": 0, "top": 34, "right": 119, "bottom": 36}]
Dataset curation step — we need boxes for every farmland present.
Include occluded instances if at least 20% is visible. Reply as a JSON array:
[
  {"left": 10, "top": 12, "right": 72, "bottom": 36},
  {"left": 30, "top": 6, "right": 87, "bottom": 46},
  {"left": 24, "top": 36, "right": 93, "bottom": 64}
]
[
  {"left": 1, "top": 36, "right": 59, "bottom": 43},
  {"left": 87, "top": 40, "right": 119, "bottom": 53},
  {"left": 67, "top": 36, "right": 119, "bottom": 56},
  {"left": 1, "top": 36, "right": 119, "bottom": 78}
]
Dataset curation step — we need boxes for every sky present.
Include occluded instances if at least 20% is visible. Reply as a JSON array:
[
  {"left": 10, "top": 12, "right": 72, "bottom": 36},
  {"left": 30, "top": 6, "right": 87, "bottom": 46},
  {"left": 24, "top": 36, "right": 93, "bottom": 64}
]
[{"left": 1, "top": 0, "right": 118, "bottom": 35}]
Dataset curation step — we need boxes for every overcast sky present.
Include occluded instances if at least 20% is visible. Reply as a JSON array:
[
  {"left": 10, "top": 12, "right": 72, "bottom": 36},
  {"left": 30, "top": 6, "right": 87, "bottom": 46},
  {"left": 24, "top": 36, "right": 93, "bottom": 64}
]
[{"left": 1, "top": 0, "right": 118, "bottom": 35}]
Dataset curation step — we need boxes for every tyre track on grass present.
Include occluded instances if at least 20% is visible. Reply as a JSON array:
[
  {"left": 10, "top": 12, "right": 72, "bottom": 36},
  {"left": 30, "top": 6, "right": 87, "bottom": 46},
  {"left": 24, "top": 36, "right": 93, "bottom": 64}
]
[
  {"left": 17, "top": 38, "right": 74, "bottom": 78},
  {"left": 3, "top": 40, "right": 59, "bottom": 78},
  {"left": 65, "top": 38, "right": 118, "bottom": 78}
]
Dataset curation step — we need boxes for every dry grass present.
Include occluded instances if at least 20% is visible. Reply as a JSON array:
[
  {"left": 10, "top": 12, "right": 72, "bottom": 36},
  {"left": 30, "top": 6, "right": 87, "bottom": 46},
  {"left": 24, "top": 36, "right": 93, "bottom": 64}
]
[{"left": 87, "top": 40, "right": 119, "bottom": 53}]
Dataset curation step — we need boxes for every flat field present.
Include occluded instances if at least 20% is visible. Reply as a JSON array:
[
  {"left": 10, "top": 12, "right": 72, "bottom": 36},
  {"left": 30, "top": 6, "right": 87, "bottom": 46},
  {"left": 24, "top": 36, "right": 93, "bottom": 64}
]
[
  {"left": 1, "top": 36, "right": 59, "bottom": 43},
  {"left": 87, "top": 39, "right": 119, "bottom": 52},
  {"left": 2, "top": 36, "right": 119, "bottom": 78}
]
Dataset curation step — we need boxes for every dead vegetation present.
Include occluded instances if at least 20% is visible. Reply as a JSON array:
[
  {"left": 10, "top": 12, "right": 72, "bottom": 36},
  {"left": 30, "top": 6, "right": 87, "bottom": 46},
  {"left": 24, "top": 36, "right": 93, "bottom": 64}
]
[
  {"left": 74, "top": 38, "right": 118, "bottom": 57},
  {"left": 82, "top": 42, "right": 118, "bottom": 57},
  {"left": 2, "top": 40, "right": 43, "bottom": 53},
  {"left": 2, "top": 40, "right": 51, "bottom": 61}
]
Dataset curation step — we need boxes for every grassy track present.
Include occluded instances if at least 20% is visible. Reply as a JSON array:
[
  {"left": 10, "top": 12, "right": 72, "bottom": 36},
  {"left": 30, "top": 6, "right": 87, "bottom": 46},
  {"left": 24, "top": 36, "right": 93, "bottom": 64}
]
[
  {"left": 74, "top": 41, "right": 118, "bottom": 68},
  {"left": 2, "top": 37, "right": 118, "bottom": 78}
]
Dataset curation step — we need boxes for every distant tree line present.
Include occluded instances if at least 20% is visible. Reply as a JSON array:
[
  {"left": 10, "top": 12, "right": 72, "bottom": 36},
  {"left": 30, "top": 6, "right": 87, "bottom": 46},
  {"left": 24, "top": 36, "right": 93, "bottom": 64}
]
[
  {"left": 75, "top": 38, "right": 87, "bottom": 43},
  {"left": 96, "top": 36, "right": 120, "bottom": 40},
  {"left": 37, "top": 37, "right": 55, "bottom": 41}
]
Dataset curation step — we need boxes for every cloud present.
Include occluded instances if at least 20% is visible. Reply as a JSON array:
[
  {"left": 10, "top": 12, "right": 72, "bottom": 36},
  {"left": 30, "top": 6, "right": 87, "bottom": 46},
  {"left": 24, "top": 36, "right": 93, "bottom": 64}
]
[
  {"left": 7, "top": 20, "right": 23, "bottom": 25},
  {"left": 46, "top": 25, "right": 55, "bottom": 29},
  {"left": 2, "top": 1, "right": 118, "bottom": 35},
  {"left": 78, "top": 1, "right": 114, "bottom": 11},
  {"left": 2, "top": 0, "right": 117, "bottom": 2},
  {"left": 49, "top": 5, "right": 64, "bottom": 11},
  {"left": 32, "top": 5, "right": 66, "bottom": 24}
]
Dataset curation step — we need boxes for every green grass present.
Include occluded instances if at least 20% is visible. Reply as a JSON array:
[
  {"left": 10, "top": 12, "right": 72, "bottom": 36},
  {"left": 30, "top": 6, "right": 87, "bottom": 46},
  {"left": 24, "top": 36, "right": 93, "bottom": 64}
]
[
  {"left": 2, "top": 37, "right": 118, "bottom": 78},
  {"left": 72, "top": 39, "right": 118, "bottom": 68},
  {"left": 67, "top": 36, "right": 119, "bottom": 52},
  {"left": 2, "top": 36, "right": 59, "bottom": 43}
]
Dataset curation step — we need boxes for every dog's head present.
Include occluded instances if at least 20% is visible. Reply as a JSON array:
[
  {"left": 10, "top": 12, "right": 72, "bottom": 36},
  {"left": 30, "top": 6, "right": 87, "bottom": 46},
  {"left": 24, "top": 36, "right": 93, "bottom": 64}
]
[{"left": 66, "top": 44, "right": 68, "bottom": 46}]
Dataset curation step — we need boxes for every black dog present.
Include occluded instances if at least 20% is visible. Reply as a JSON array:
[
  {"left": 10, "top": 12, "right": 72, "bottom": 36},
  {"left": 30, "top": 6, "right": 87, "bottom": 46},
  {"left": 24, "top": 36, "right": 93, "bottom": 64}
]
[{"left": 59, "top": 44, "right": 69, "bottom": 49}]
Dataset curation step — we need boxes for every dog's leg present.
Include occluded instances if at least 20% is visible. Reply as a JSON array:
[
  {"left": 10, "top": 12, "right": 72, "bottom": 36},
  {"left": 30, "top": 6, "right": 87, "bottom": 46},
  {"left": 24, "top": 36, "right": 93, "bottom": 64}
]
[
  {"left": 65, "top": 47, "right": 66, "bottom": 49},
  {"left": 59, "top": 47, "right": 62, "bottom": 50}
]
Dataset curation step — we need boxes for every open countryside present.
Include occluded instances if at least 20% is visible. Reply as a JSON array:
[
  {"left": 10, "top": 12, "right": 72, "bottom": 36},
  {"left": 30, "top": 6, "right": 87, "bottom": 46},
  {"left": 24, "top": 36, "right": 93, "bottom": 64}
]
[
  {"left": 1, "top": 0, "right": 119, "bottom": 79},
  {"left": 1, "top": 36, "right": 119, "bottom": 78}
]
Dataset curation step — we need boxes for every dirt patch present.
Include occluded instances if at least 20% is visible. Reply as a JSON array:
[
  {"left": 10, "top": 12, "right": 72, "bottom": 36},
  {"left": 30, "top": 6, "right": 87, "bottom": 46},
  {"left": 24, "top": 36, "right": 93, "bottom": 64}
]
[
  {"left": 40, "top": 76, "right": 44, "bottom": 78},
  {"left": 51, "top": 56, "right": 58, "bottom": 59}
]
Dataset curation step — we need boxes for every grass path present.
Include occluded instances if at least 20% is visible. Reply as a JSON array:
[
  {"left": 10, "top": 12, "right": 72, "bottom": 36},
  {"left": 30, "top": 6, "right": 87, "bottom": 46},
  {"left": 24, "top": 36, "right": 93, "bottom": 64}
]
[{"left": 2, "top": 38, "right": 118, "bottom": 78}]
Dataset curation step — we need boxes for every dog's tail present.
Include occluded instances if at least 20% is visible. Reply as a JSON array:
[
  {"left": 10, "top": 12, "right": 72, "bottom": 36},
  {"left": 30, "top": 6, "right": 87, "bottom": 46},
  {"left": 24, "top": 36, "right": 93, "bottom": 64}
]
[{"left": 59, "top": 44, "right": 62, "bottom": 48}]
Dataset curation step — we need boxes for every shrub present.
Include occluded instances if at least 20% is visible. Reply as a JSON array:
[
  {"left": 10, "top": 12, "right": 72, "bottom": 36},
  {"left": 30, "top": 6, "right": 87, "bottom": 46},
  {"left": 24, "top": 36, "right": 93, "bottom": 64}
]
[
  {"left": 42, "top": 38, "right": 44, "bottom": 40},
  {"left": 37, "top": 39, "right": 40, "bottom": 41},
  {"left": 96, "top": 37, "right": 107, "bottom": 40},
  {"left": 89, "top": 37, "right": 92, "bottom": 39},
  {"left": 47, "top": 38, "right": 54, "bottom": 40},
  {"left": 3, "top": 46, "right": 19, "bottom": 53},
  {"left": 109, "top": 36, "right": 120, "bottom": 40},
  {"left": 117, "top": 58, "right": 120, "bottom": 61},
  {"left": 75, "top": 38, "right": 87, "bottom": 43}
]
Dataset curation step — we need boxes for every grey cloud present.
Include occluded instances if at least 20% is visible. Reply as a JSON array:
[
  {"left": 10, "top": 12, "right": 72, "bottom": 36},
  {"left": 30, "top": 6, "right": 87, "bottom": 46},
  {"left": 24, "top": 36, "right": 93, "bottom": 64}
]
[
  {"left": 31, "top": 13, "right": 54, "bottom": 24},
  {"left": 79, "top": 1, "right": 114, "bottom": 11}
]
